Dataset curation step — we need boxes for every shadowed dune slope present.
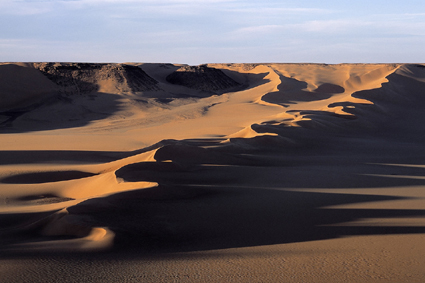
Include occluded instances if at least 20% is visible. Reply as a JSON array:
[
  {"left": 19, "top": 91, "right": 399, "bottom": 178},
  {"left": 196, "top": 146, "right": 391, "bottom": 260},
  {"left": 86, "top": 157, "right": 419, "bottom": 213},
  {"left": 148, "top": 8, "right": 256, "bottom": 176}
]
[{"left": 0, "top": 64, "right": 59, "bottom": 112}]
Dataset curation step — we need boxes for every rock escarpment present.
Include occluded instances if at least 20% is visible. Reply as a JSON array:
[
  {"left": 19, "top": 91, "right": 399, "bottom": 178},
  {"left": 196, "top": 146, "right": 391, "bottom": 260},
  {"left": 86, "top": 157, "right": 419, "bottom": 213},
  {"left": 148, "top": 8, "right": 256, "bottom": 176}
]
[
  {"left": 166, "top": 64, "right": 241, "bottom": 92},
  {"left": 34, "top": 63, "right": 159, "bottom": 95}
]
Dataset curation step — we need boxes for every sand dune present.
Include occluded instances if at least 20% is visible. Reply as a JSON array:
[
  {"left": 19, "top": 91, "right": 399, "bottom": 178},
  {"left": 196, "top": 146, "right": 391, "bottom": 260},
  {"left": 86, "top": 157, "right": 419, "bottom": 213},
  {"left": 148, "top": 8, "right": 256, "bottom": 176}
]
[{"left": 1, "top": 62, "right": 425, "bottom": 282}]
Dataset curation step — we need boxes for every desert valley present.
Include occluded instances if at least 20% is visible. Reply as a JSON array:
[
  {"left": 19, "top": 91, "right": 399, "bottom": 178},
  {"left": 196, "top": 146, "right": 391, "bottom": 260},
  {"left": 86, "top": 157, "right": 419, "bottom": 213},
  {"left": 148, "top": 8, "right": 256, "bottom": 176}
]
[{"left": 1, "top": 62, "right": 425, "bottom": 282}]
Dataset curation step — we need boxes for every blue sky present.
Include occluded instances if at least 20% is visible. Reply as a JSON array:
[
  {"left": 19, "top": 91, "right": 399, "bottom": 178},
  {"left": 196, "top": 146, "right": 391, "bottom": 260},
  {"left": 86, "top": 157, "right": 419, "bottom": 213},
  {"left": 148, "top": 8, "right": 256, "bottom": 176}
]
[{"left": 1, "top": 0, "right": 424, "bottom": 64}]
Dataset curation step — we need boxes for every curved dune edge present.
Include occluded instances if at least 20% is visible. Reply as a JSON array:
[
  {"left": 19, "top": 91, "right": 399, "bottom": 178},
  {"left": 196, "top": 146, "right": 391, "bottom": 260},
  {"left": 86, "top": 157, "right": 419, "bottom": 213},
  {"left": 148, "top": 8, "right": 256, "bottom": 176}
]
[
  {"left": 9, "top": 226, "right": 115, "bottom": 252},
  {"left": 36, "top": 209, "right": 115, "bottom": 252},
  {"left": 0, "top": 152, "right": 160, "bottom": 214},
  {"left": 0, "top": 146, "right": 160, "bottom": 253},
  {"left": 225, "top": 125, "right": 278, "bottom": 139}
]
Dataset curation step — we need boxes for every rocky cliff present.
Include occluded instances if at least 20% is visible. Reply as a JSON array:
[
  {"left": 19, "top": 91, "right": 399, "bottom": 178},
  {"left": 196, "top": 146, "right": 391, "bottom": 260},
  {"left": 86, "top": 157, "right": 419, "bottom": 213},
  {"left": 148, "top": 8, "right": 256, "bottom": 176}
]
[
  {"left": 33, "top": 63, "right": 159, "bottom": 95},
  {"left": 166, "top": 64, "right": 241, "bottom": 92}
]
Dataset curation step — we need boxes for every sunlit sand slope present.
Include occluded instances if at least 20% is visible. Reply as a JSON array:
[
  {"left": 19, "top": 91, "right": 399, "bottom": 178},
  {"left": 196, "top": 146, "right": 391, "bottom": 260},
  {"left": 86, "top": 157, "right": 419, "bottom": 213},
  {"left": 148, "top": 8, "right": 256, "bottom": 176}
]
[{"left": 1, "top": 62, "right": 425, "bottom": 282}]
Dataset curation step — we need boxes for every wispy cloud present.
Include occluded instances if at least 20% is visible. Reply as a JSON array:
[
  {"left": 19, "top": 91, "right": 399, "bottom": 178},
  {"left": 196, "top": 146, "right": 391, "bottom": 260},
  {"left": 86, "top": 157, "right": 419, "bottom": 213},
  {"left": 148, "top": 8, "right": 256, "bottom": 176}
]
[
  {"left": 1, "top": 0, "right": 424, "bottom": 63},
  {"left": 3, "top": 0, "right": 333, "bottom": 16},
  {"left": 292, "top": 19, "right": 372, "bottom": 33},
  {"left": 292, "top": 17, "right": 425, "bottom": 37},
  {"left": 232, "top": 25, "right": 285, "bottom": 38},
  {"left": 0, "top": 38, "right": 24, "bottom": 48},
  {"left": 1, "top": 0, "right": 238, "bottom": 18},
  {"left": 226, "top": 6, "right": 333, "bottom": 14}
]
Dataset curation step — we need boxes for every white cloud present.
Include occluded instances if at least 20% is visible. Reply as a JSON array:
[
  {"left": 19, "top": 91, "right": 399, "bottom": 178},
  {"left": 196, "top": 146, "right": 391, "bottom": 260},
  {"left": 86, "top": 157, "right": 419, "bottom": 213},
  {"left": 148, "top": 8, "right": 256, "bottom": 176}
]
[
  {"left": 0, "top": 1, "right": 52, "bottom": 15},
  {"left": 2, "top": 0, "right": 332, "bottom": 17},
  {"left": 226, "top": 6, "right": 333, "bottom": 15},
  {"left": 293, "top": 19, "right": 372, "bottom": 33},
  {"left": 0, "top": 38, "right": 24, "bottom": 48}
]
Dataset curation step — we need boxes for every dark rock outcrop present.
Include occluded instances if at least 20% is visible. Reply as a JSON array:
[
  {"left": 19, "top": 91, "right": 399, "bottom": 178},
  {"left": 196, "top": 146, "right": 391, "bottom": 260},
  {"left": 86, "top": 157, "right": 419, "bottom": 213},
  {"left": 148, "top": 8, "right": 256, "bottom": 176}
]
[
  {"left": 34, "top": 63, "right": 159, "bottom": 95},
  {"left": 166, "top": 64, "right": 241, "bottom": 92}
]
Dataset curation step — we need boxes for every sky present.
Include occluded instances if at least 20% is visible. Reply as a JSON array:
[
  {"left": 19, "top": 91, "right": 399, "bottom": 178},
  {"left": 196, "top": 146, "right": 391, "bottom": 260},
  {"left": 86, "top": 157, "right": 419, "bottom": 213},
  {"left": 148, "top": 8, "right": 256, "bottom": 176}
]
[{"left": 1, "top": 0, "right": 424, "bottom": 64}]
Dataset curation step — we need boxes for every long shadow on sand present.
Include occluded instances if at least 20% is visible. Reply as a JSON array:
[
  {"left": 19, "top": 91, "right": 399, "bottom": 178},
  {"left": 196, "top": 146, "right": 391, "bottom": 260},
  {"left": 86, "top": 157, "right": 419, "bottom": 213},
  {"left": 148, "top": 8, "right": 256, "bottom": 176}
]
[
  {"left": 0, "top": 92, "right": 125, "bottom": 134},
  {"left": 75, "top": 183, "right": 425, "bottom": 254},
  {"left": 97, "top": 137, "right": 425, "bottom": 253},
  {"left": 0, "top": 139, "right": 177, "bottom": 165},
  {"left": 0, "top": 150, "right": 130, "bottom": 165},
  {"left": 2, "top": 142, "right": 425, "bottom": 257},
  {"left": 1, "top": 181, "right": 424, "bottom": 257},
  {"left": 1, "top": 131, "right": 425, "bottom": 257}
]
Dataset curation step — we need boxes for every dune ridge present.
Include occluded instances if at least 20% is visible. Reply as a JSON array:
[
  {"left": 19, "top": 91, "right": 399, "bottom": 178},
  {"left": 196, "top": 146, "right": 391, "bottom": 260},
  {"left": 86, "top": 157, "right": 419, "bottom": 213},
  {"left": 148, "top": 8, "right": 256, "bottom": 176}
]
[{"left": 1, "top": 62, "right": 425, "bottom": 282}]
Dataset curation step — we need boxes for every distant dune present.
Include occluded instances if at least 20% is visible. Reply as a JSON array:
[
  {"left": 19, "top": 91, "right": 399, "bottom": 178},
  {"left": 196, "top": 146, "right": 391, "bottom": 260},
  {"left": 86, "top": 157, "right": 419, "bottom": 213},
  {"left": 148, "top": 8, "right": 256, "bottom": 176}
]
[{"left": 1, "top": 62, "right": 425, "bottom": 282}]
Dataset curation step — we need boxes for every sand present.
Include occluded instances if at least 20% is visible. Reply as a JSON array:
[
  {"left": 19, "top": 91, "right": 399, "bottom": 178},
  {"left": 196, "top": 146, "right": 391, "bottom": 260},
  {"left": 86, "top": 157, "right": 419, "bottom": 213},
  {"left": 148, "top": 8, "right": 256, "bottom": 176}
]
[{"left": 1, "top": 62, "right": 425, "bottom": 282}]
